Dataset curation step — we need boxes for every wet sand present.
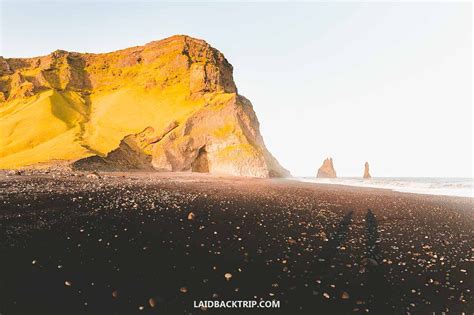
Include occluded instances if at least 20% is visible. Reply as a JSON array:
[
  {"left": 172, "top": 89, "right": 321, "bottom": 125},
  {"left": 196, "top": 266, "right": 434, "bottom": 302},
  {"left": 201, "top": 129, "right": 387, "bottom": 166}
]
[{"left": 0, "top": 171, "right": 472, "bottom": 314}]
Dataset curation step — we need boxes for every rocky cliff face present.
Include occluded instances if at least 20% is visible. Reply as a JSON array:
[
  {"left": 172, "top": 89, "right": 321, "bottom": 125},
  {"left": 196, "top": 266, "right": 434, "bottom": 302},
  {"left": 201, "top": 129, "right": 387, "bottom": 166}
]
[
  {"left": 317, "top": 158, "right": 337, "bottom": 178},
  {"left": 363, "top": 162, "right": 371, "bottom": 179},
  {"left": 0, "top": 35, "right": 289, "bottom": 177}
]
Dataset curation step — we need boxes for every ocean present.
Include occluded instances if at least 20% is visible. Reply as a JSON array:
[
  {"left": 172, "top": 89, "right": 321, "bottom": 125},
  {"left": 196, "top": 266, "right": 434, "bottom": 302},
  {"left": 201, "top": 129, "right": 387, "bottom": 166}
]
[{"left": 295, "top": 177, "right": 473, "bottom": 198}]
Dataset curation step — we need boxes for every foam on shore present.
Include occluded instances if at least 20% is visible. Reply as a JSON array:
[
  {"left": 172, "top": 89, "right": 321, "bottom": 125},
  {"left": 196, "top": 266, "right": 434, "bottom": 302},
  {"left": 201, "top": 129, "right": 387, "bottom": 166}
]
[{"left": 296, "top": 177, "right": 473, "bottom": 198}]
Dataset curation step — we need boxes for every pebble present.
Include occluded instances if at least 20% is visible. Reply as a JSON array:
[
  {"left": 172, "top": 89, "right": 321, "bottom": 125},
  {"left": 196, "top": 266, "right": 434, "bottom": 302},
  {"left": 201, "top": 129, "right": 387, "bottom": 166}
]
[
  {"left": 148, "top": 298, "right": 156, "bottom": 308},
  {"left": 86, "top": 172, "right": 101, "bottom": 179}
]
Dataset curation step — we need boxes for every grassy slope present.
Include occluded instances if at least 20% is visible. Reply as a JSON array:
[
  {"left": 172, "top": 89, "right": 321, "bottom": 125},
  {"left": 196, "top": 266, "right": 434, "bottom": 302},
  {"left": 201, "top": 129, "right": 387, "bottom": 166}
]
[
  {"left": 0, "top": 85, "right": 211, "bottom": 168},
  {"left": 0, "top": 90, "right": 90, "bottom": 167}
]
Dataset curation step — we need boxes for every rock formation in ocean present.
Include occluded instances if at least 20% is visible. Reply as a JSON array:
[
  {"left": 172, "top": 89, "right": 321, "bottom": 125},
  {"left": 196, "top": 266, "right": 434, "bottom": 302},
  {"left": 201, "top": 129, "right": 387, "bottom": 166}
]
[
  {"left": 0, "top": 35, "right": 289, "bottom": 177},
  {"left": 317, "top": 158, "right": 337, "bottom": 178},
  {"left": 363, "top": 161, "right": 371, "bottom": 179}
]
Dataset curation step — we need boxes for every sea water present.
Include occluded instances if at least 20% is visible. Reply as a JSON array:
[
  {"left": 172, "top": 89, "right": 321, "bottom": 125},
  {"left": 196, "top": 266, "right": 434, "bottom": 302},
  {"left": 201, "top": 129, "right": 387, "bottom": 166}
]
[{"left": 296, "top": 177, "right": 473, "bottom": 198}]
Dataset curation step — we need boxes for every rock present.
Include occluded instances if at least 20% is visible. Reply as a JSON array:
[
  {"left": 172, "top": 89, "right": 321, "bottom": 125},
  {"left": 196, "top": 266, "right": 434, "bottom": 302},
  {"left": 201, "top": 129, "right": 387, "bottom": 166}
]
[
  {"left": 288, "top": 239, "right": 297, "bottom": 245},
  {"left": 224, "top": 273, "right": 232, "bottom": 281},
  {"left": 150, "top": 94, "right": 288, "bottom": 177},
  {"left": 317, "top": 158, "right": 337, "bottom": 178},
  {"left": 341, "top": 291, "right": 350, "bottom": 299},
  {"left": 148, "top": 298, "right": 156, "bottom": 308},
  {"left": 86, "top": 171, "right": 100, "bottom": 179},
  {"left": 0, "top": 35, "right": 289, "bottom": 178},
  {"left": 187, "top": 212, "right": 195, "bottom": 220},
  {"left": 363, "top": 162, "right": 371, "bottom": 179},
  {"left": 73, "top": 127, "right": 159, "bottom": 172}
]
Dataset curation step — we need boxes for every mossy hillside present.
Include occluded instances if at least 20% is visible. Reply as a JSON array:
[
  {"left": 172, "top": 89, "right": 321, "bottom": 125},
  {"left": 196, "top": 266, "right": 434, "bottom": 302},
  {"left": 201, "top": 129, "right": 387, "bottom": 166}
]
[
  {"left": 0, "top": 90, "right": 86, "bottom": 158},
  {"left": 0, "top": 36, "right": 221, "bottom": 168}
]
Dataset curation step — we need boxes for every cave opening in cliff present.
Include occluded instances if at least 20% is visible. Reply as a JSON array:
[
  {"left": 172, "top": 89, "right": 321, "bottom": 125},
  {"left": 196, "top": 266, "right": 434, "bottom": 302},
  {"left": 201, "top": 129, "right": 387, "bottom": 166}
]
[{"left": 191, "top": 147, "right": 209, "bottom": 173}]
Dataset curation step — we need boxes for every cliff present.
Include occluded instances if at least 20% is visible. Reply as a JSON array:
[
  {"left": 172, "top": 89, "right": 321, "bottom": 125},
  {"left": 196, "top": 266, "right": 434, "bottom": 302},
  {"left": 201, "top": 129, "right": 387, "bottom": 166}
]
[{"left": 0, "top": 35, "right": 289, "bottom": 177}]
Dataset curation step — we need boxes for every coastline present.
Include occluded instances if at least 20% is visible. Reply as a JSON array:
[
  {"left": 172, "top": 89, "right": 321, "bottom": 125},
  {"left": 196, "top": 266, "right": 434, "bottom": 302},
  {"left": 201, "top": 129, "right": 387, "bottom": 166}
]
[
  {"left": 0, "top": 171, "right": 472, "bottom": 314},
  {"left": 293, "top": 177, "right": 474, "bottom": 199}
]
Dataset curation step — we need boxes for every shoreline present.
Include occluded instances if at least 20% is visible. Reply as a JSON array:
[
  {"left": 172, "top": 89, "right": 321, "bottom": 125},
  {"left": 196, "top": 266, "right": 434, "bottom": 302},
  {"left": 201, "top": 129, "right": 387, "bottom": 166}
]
[
  {"left": 2, "top": 168, "right": 473, "bottom": 200},
  {"left": 292, "top": 176, "right": 474, "bottom": 199}
]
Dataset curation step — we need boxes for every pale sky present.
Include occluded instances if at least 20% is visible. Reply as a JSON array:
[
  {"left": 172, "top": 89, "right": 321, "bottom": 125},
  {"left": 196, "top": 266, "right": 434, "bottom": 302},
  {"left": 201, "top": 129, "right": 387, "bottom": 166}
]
[{"left": 1, "top": 1, "right": 472, "bottom": 177}]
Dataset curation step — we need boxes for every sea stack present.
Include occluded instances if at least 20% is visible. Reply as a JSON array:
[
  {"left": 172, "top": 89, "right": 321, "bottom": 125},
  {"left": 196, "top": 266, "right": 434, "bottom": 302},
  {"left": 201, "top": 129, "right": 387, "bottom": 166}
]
[
  {"left": 0, "top": 35, "right": 289, "bottom": 178},
  {"left": 363, "top": 162, "right": 371, "bottom": 179},
  {"left": 317, "top": 158, "right": 337, "bottom": 178}
]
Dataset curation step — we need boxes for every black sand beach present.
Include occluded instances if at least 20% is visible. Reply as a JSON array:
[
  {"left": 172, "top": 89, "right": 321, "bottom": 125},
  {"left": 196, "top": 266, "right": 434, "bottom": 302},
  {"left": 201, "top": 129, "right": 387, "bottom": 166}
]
[{"left": 0, "top": 171, "right": 472, "bottom": 314}]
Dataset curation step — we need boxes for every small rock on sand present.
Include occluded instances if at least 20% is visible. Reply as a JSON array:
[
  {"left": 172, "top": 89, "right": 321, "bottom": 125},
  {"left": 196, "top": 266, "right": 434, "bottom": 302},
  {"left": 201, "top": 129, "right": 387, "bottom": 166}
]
[
  {"left": 148, "top": 298, "right": 156, "bottom": 307},
  {"left": 86, "top": 171, "right": 100, "bottom": 179}
]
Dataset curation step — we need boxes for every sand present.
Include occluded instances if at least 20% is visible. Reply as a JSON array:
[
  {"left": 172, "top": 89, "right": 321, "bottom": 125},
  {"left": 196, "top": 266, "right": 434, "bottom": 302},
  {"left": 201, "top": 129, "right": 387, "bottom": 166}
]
[{"left": 0, "top": 171, "right": 472, "bottom": 314}]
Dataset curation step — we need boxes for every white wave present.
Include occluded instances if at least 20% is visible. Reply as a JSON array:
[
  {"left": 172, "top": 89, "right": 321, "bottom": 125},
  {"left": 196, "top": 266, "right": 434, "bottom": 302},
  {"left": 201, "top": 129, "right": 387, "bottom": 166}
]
[{"left": 294, "top": 177, "right": 474, "bottom": 198}]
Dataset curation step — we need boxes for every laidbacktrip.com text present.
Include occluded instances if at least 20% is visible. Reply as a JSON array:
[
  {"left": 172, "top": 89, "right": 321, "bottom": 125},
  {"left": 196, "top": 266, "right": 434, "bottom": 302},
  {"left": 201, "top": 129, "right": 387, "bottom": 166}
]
[{"left": 194, "top": 300, "right": 280, "bottom": 309}]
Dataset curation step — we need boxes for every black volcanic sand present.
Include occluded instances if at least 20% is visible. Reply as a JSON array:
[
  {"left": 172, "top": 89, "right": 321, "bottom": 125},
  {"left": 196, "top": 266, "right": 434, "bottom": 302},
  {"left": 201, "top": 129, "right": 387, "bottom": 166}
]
[{"left": 0, "top": 171, "right": 472, "bottom": 315}]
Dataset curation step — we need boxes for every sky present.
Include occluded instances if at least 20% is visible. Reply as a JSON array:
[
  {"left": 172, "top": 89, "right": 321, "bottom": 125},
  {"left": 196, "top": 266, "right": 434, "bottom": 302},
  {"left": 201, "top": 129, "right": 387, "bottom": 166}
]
[{"left": 1, "top": 1, "right": 472, "bottom": 177}]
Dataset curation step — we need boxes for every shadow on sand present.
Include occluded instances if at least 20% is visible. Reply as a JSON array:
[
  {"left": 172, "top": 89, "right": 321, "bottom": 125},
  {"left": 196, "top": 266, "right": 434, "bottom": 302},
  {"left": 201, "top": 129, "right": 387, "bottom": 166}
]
[
  {"left": 318, "top": 211, "right": 354, "bottom": 268},
  {"left": 365, "top": 209, "right": 381, "bottom": 261},
  {"left": 362, "top": 209, "right": 394, "bottom": 314}
]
